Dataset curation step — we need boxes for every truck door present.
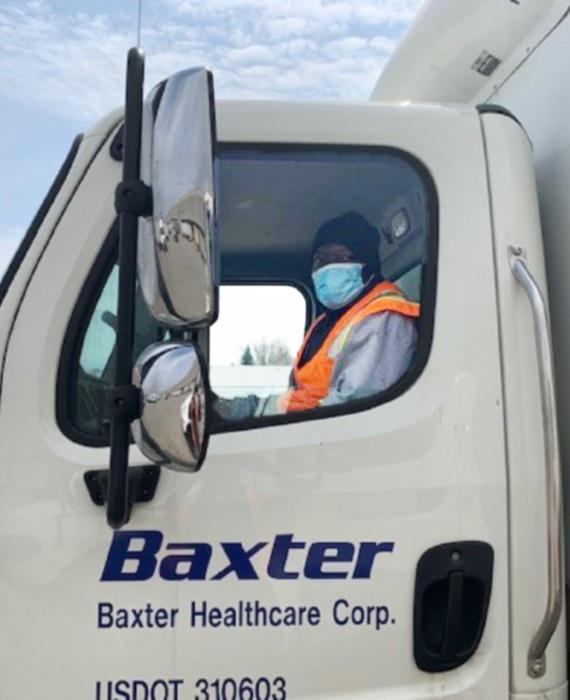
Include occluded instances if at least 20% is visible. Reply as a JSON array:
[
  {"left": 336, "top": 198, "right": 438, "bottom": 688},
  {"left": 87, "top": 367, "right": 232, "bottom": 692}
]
[{"left": 0, "top": 102, "right": 510, "bottom": 698}]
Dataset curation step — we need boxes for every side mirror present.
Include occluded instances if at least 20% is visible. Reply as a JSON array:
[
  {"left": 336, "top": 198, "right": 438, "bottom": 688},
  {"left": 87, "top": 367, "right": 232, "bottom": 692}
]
[
  {"left": 106, "top": 49, "right": 218, "bottom": 529},
  {"left": 138, "top": 68, "right": 217, "bottom": 327},
  {"left": 132, "top": 342, "right": 209, "bottom": 472}
]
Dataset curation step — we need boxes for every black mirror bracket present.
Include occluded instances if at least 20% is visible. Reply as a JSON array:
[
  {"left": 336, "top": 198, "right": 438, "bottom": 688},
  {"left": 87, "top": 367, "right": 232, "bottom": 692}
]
[
  {"left": 103, "top": 384, "right": 145, "bottom": 527},
  {"left": 115, "top": 180, "right": 153, "bottom": 217},
  {"left": 106, "top": 385, "right": 141, "bottom": 424},
  {"left": 85, "top": 466, "right": 160, "bottom": 517},
  {"left": 106, "top": 47, "right": 147, "bottom": 531}
]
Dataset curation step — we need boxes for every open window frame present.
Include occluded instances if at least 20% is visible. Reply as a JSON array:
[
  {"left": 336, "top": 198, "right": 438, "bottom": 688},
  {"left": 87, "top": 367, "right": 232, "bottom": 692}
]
[
  {"left": 212, "top": 141, "right": 439, "bottom": 433},
  {"left": 57, "top": 141, "right": 438, "bottom": 446}
]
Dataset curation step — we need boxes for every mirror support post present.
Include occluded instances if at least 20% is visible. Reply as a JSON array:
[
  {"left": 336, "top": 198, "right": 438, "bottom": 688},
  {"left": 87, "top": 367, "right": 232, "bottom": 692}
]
[{"left": 106, "top": 47, "right": 152, "bottom": 529}]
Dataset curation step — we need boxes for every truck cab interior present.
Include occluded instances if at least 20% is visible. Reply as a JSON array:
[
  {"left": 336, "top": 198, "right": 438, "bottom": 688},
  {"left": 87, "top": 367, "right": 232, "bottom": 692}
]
[
  {"left": 58, "top": 141, "right": 436, "bottom": 444},
  {"left": 218, "top": 145, "right": 429, "bottom": 304}
]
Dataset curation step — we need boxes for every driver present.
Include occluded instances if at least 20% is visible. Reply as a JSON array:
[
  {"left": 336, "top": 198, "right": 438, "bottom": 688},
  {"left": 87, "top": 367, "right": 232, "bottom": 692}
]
[{"left": 214, "top": 210, "right": 419, "bottom": 421}]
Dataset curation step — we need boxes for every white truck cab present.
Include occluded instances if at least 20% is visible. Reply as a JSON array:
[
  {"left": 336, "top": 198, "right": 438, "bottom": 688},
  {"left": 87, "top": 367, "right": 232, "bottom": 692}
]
[{"left": 1, "top": 1, "right": 569, "bottom": 699}]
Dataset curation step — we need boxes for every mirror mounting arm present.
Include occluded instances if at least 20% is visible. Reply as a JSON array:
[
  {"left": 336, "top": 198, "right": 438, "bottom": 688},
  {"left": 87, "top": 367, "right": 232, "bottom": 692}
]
[
  {"left": 106, "top": 47, "right": 147, "bottom": 530},
  {"left": 115, "top": 179, "right": 153, "bottom": 217},
  {"left": 105, "top": 385, "right": 141, "bottom": 424}
]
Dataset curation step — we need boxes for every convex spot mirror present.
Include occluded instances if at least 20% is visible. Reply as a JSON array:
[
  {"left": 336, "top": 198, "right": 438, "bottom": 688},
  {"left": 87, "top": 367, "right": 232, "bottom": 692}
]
[
  {"left": 138, "top": 67, "right": 218, "bottom": 328},
  {"left": 132, "top": 342, "right": 210, "bottom": 472}
]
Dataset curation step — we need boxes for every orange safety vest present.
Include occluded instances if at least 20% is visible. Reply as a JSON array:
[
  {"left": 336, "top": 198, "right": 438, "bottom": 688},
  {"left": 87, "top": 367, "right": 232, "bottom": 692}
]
[{"left": 280, "top": 281, "right": 420, "bottom": 413}]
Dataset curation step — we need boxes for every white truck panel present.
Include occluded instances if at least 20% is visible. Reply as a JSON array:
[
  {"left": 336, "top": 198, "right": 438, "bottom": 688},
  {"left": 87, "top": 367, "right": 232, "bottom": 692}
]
[
  {"left": 485, "top": 15, "right": 570, "bottom": 565},
  {"left": 0, "top": 116, "right": 121, "bottom": 396},
  {"left": 370, "top": 0, "right": 569, "bottom": 105},
  {"left": 0, "top": 101, "right": 510, "bottom": 697},
  {"left": 482, "top": 112, "right": 567, "bottom": 695},
  {"left": 511, "top": 683, "right": 569, "bottom": 700}
]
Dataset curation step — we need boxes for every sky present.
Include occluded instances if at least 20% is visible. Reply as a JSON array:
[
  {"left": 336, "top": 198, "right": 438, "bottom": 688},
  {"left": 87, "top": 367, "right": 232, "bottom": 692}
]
[{"left": 0, "top": 0, "right": 425, "bottom": 364}]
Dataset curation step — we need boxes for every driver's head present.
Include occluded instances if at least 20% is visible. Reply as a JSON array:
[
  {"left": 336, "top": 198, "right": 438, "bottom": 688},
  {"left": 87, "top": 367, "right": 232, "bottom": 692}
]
[{"left": 311, "top": 211, "right": 380, "bottom": 310}]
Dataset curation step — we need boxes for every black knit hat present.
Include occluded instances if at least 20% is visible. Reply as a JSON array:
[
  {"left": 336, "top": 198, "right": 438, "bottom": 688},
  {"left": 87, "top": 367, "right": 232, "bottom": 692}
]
[{"left": 311, "top": 211, "right": 381, "bottom": 275}]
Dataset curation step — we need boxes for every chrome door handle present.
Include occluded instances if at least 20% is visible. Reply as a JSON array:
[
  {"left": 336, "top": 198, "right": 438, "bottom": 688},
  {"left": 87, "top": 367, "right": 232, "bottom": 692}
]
[{"left": 509, "top": 247, "right": 564, "bottom": 679}]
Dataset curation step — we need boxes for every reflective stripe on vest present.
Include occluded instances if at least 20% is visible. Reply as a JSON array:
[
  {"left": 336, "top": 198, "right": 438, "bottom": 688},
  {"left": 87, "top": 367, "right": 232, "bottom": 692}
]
[{"left": 281, "top": 281, "right": 420, "bottom": 413}]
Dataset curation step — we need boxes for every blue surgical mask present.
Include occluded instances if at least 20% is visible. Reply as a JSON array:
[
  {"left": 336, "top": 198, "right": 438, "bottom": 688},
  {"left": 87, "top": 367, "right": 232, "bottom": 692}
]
[{"left": 312, "top": 263, "right": 365, "bottom": 310}]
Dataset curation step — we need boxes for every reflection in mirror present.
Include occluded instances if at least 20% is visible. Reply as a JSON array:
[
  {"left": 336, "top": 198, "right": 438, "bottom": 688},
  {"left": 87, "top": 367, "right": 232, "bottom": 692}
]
[
  {"left": 132, "top": 342, "right": 209, "bottom": 471},
  {"left": 138, "top": 68, "right": 217, "bottom": 328}
]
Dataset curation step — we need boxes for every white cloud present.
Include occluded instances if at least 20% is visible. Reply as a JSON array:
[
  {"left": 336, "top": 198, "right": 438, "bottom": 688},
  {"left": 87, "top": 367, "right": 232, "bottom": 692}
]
[
  {"left": 370, "top": 35, "right": 398, "bottom": 54},
  {"left": 225, "top": 45, "right": 277, "bottom": 65},
  {"left": 325, "top": 36, "right": 369, "bottom": 54},
  {"left": 0, "top": 6, "right": 127, "bottom": 122},
  {"left": 168, "top": 0, "right": 423, "bottom": 26},
  {"left": 0, "top": 0, "right": 426, "bottom": 124},
  {"left": 265, "top": 17, "right": 308, "bottom": 40},
  {"left": 0, "top": 227, "right": 25, "bottom": 278}
]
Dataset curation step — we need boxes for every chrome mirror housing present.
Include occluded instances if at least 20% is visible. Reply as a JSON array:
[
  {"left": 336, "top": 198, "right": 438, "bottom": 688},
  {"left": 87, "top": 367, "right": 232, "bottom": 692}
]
[
  {"left": 138, "top": 67, "right": 217, "bottom": 328},
  {"left": 132, "top": 342, "right": 209, "bottom": 472}
]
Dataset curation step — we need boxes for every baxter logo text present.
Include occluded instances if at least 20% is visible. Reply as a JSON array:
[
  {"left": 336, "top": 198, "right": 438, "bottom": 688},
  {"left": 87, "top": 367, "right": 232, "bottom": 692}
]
[{"left": 101, "top": 531, "right": 395, "bottom": 582}]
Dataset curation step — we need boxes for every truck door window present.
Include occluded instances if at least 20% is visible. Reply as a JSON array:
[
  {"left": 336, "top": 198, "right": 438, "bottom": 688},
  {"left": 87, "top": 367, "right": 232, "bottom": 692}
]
[
  {"left": 212, "top": 145, "right": 436, "bottom": 429},
  {"left": 58, "top": 144, "right": 436, "bottom": 444},
  {"left": 58, "top": 241, "right": 166, "bottom": 445},
  {"left": 79, "top": 264, "right": 118, "bottom": 383}
]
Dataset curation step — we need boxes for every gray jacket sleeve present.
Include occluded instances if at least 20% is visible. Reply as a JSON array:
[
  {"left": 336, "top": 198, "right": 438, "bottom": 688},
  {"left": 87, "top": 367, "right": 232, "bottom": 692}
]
[
  {"left": 213, "top": 394, "right": 260, "bottom": 422},
  {"left": 319, "top": 311, "right": 418, "bottom": 407}
]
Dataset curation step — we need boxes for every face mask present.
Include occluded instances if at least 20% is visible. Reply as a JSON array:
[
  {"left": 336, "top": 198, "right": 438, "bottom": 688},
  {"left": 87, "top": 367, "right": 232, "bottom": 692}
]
[{"left": 312, "top": 263, "right": 365, "bottom": 310}]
